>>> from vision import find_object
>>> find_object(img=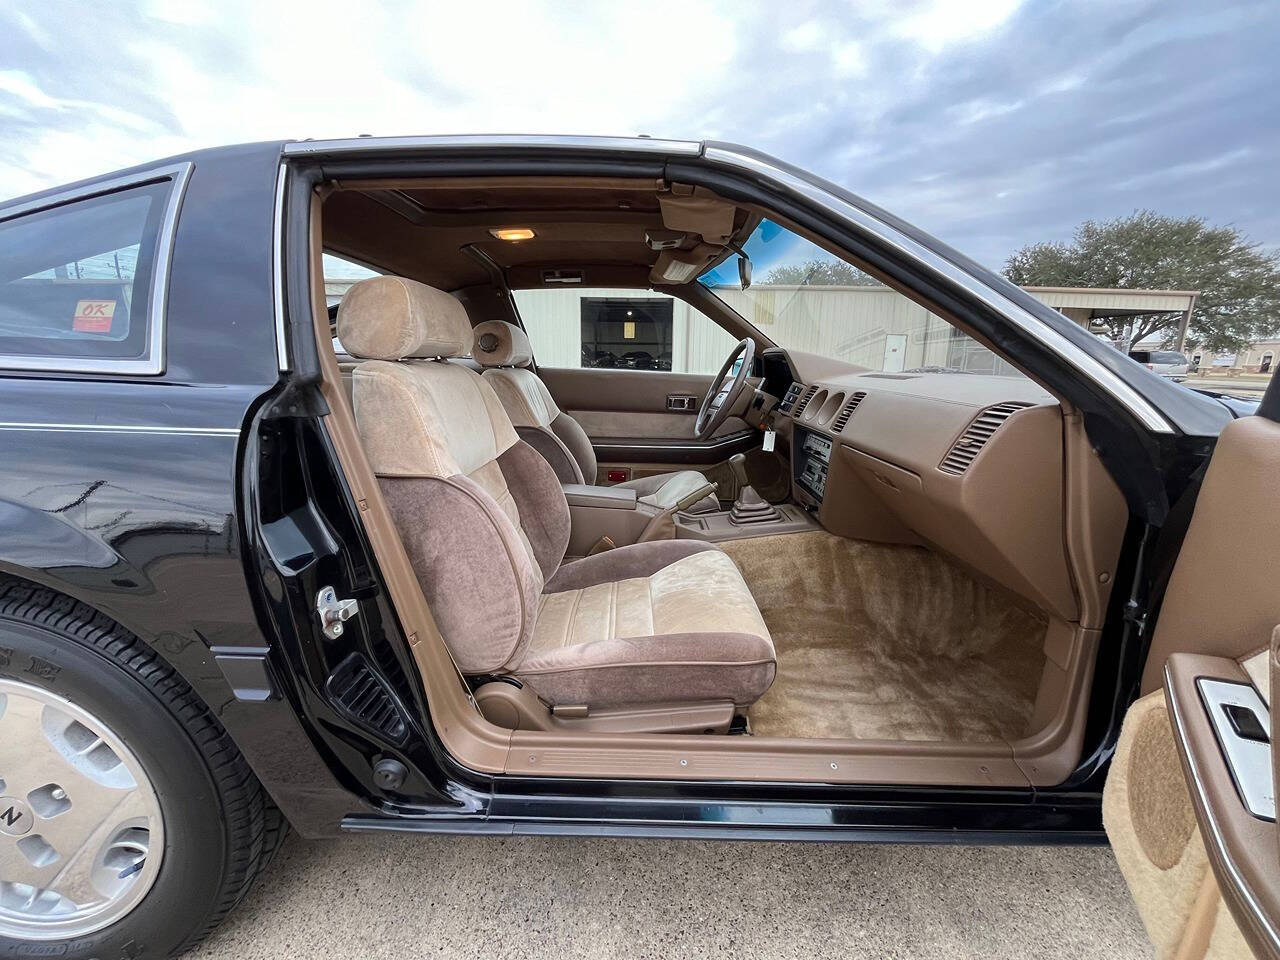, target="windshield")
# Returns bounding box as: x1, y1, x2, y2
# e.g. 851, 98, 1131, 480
700, 219, 1026, 378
